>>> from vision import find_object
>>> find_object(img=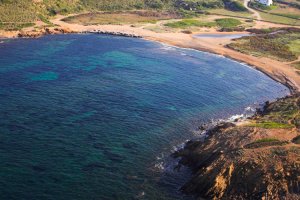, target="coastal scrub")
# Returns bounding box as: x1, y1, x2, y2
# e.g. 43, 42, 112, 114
175, 94, 300, 199
246, 121, 294, 129
164, 19, 216, 28
215, 18, 242, 28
